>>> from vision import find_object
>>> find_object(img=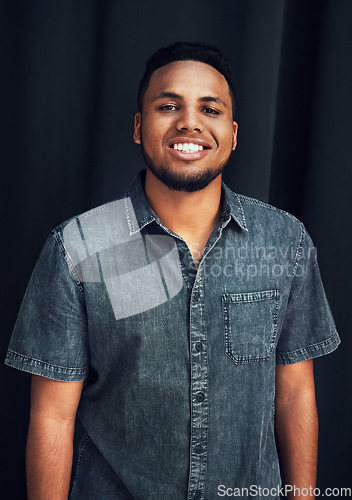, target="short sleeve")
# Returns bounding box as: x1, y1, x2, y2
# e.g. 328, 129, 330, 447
276, 226, 340, 364
5, 230, 89, 381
